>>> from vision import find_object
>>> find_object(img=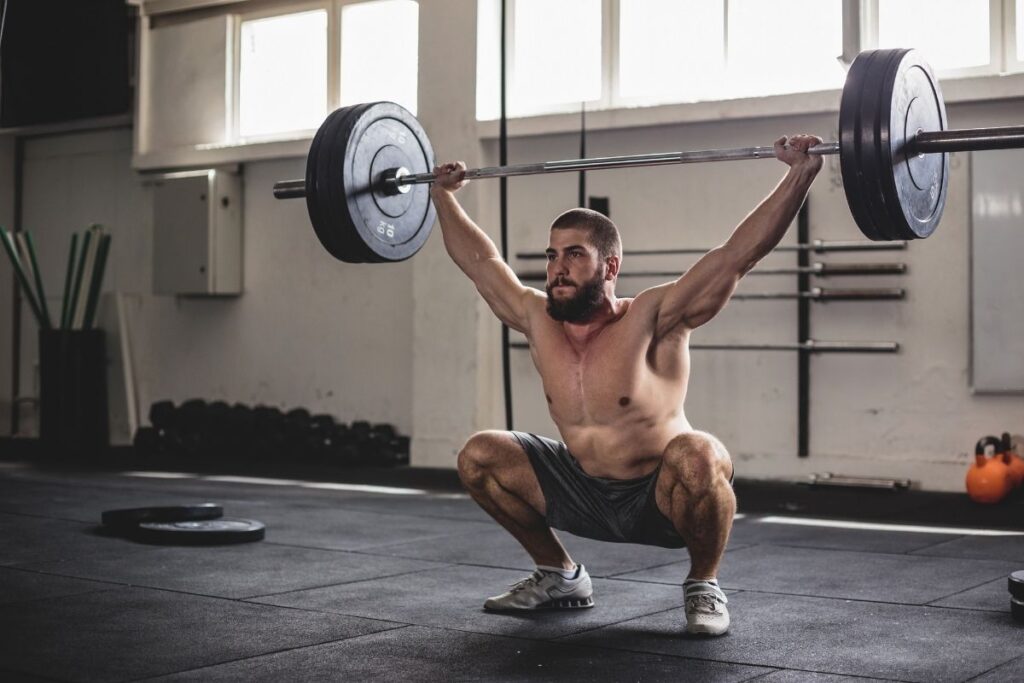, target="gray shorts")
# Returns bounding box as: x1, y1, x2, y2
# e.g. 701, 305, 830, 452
512, 431, 732, 549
